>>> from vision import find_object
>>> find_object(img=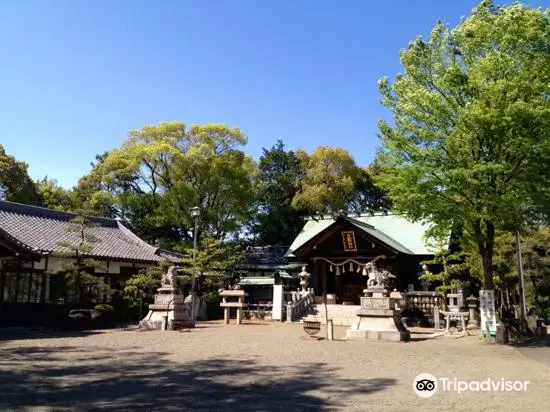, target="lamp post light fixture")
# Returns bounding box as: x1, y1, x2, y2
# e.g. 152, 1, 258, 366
189, 206, 201, 327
